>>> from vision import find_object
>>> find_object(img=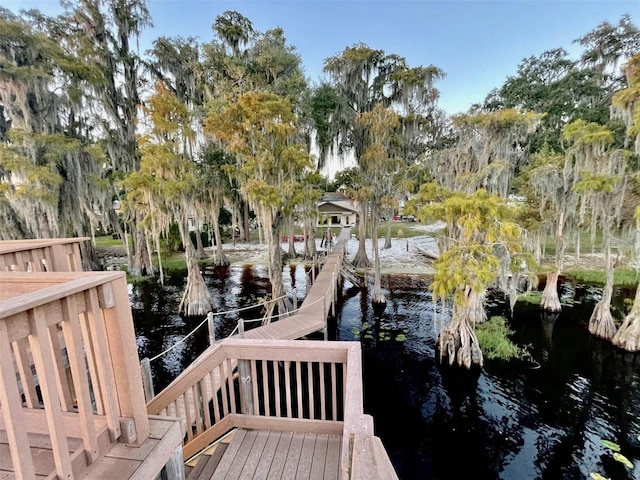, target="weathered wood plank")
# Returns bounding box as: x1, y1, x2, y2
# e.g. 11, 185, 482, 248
324, 434, 341, 480
252, 430, 281, 480
351, 434, 399, 480
296, 432, 317, 478
265, 431, 292, 480
237, 429, 269, 479
190, 443, 228, 480
280, 431, 304, 478
309, 433, 329, 480
209, 429, 247, 480
222, 429, 258, 479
